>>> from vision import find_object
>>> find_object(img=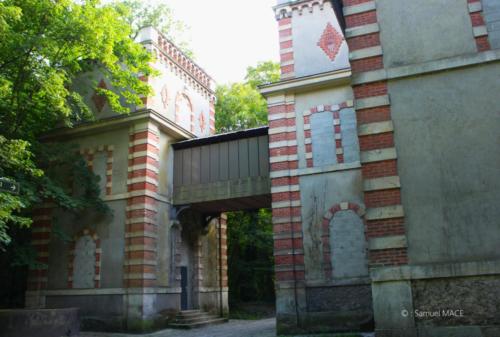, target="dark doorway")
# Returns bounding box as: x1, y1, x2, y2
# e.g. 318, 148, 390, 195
227, 209, 276, 319
180, 266, 188, 310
